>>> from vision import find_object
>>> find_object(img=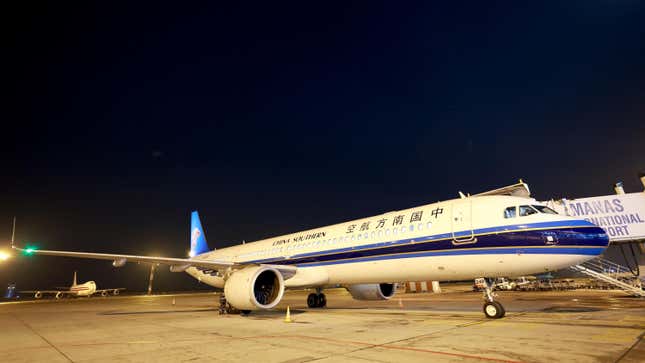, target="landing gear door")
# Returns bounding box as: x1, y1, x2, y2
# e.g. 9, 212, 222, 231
451, 199, 475, 243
